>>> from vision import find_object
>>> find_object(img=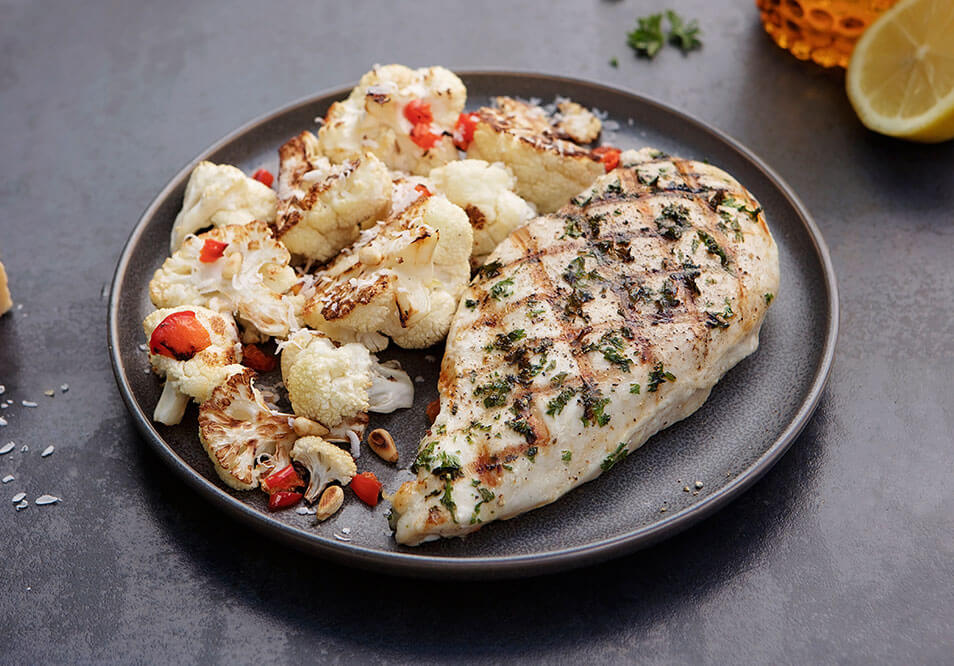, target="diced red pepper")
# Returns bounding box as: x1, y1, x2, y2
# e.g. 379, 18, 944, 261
403, 99, 434, 126
242, 343, 278, 372
199, 238, 229, 263
351, 472, 382, 507
252, 168, 274, 188
261, 465, 304, 494
410, 123, 442, 150
267, 490, 303, 511
453, 112, 479, 150
592, 146, 622, 172
414, 183, 432, 198
148, 310, 212, 361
